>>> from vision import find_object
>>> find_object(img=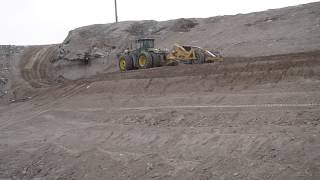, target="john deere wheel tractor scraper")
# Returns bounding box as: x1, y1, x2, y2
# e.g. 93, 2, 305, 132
118, 38, 222, 71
